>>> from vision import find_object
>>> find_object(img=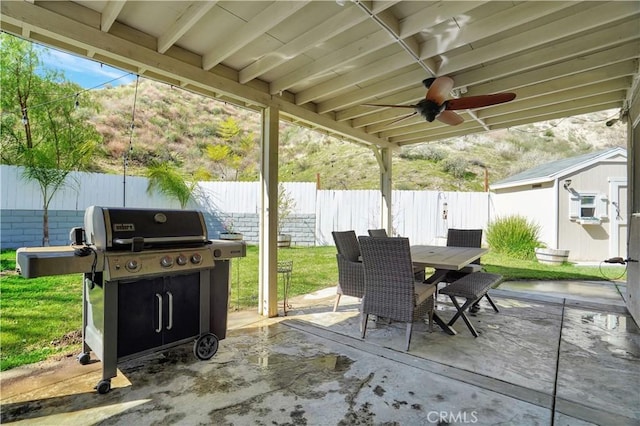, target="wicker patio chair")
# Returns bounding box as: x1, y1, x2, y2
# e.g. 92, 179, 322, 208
438, 228, 484, 283
368, 228, 425, 281
358, 236, 435, 351
367, 229, 388, 238
433, 228, 484, 310
331, 230, 365, 312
